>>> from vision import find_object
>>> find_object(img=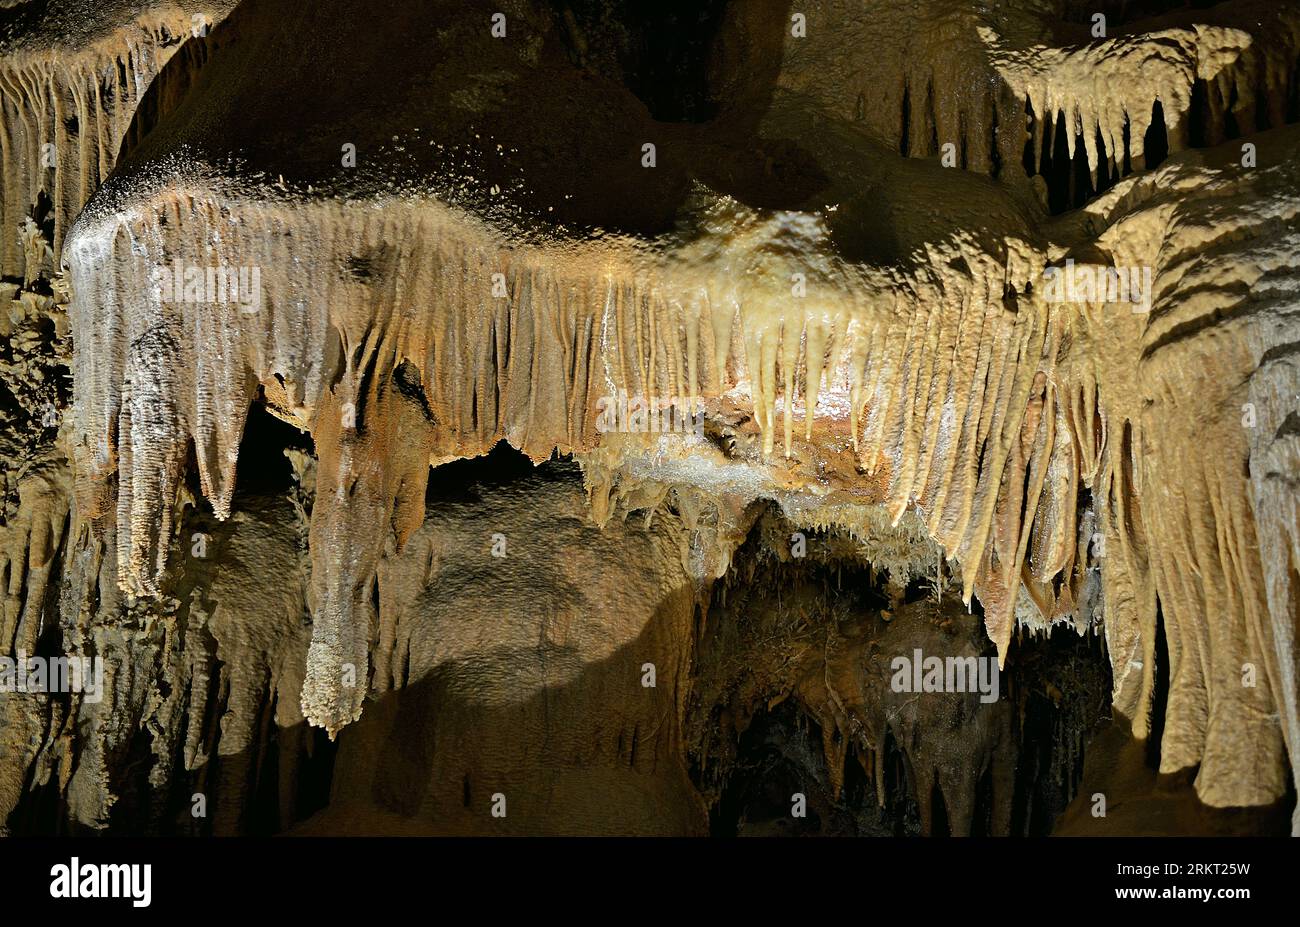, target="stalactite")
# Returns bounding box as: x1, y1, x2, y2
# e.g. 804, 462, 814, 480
3, 0, 1296, 835
0, 2, 237, 277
